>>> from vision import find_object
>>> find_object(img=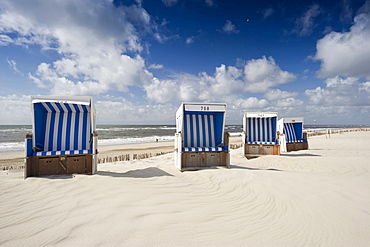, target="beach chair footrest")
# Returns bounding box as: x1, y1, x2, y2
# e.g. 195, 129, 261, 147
244, 144, 280, 156
181, 151, 229, 168
26, 154, 92, 177
286, 142, 309, 152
